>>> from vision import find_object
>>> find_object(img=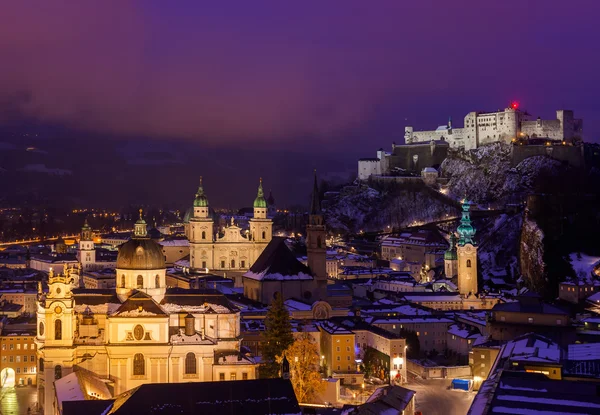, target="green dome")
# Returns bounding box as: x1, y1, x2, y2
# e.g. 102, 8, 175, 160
193, 177, 209, 207
253, 178, 267, 208
444, 250, 458, 260
444, 232, 458, 260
